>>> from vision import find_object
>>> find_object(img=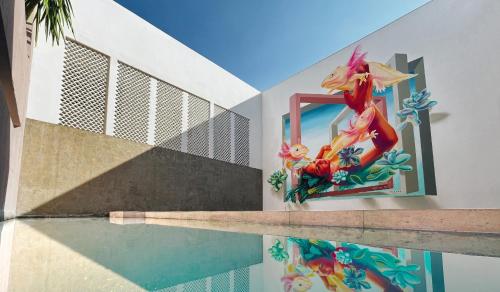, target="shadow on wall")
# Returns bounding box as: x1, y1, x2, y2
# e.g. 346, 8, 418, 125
17, 113, 262, 216
10, 218, 263, 290
0, 92, 10, 220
